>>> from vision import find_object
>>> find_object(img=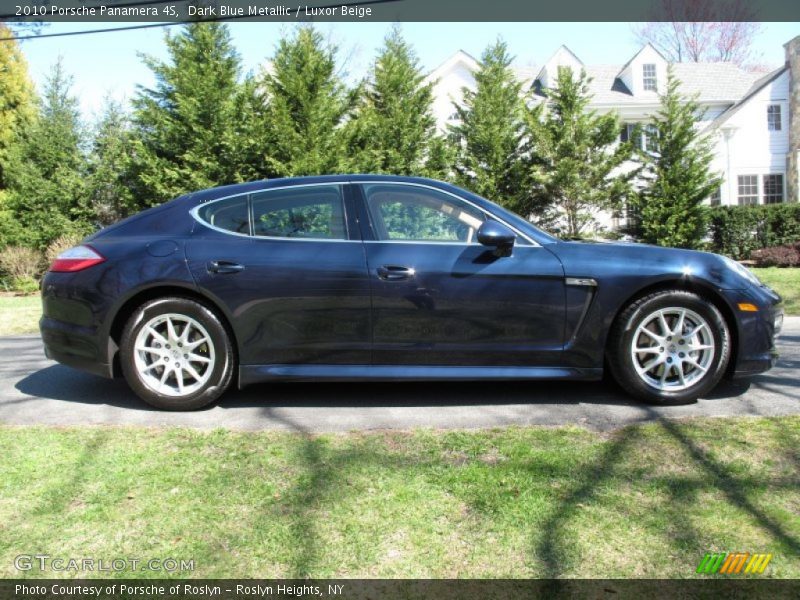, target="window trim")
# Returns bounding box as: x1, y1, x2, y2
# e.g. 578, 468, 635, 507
363, 184, 487, 245
353, 181, 539, 247
191, 180, 541, 247
737, 174, 759, 206
642, 63, 657, 91
762, 173, 784, 204
708, 185, 722, 207
190, 182, 358, 243
767, 104, 782, 132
